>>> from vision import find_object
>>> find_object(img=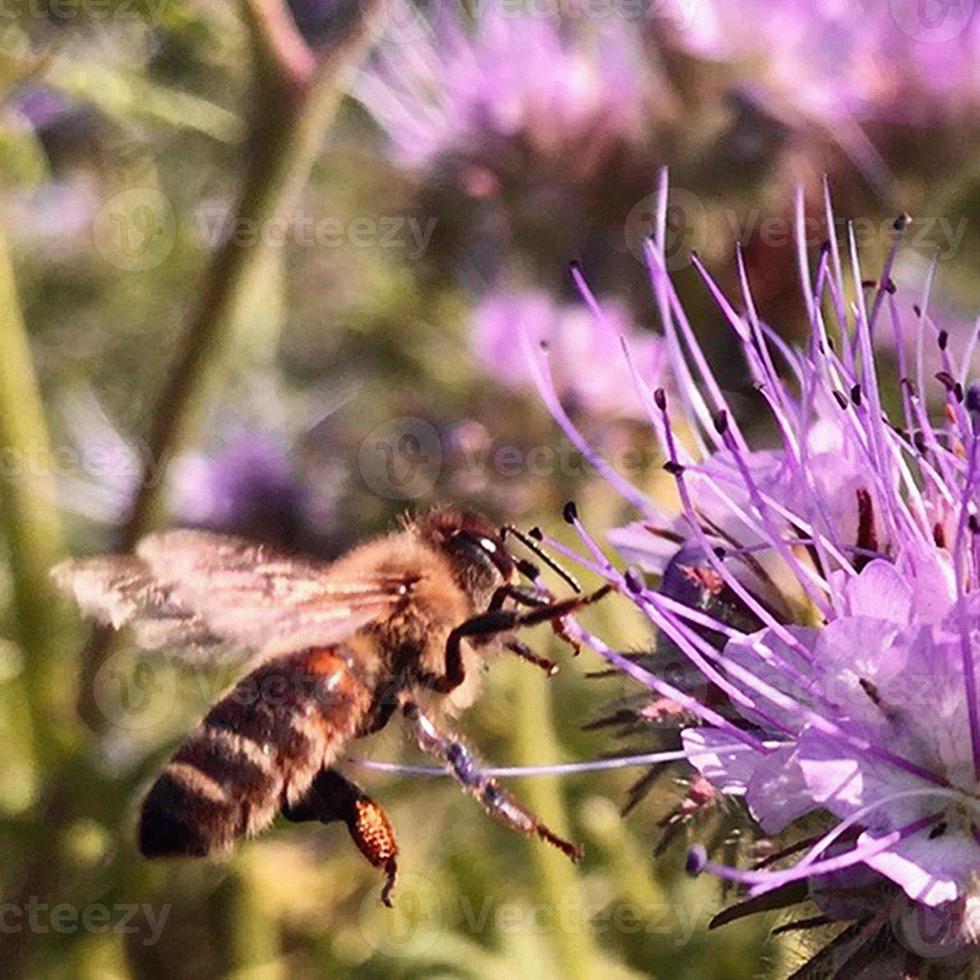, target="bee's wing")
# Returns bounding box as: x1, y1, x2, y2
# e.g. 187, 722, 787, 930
51, 553, 236, 661
53, 530, 408, 664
